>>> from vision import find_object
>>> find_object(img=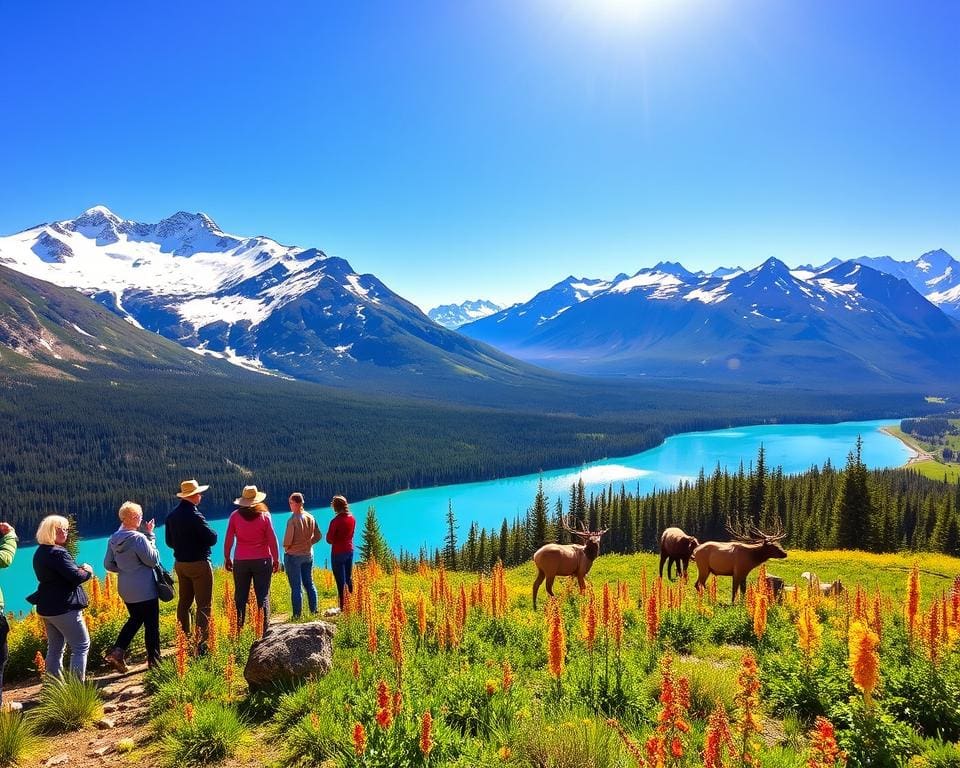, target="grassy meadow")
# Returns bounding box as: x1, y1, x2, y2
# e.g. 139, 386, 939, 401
2, 549, 959, 767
